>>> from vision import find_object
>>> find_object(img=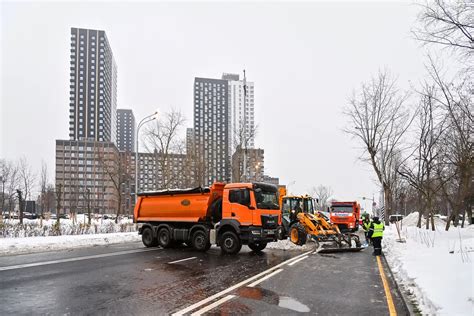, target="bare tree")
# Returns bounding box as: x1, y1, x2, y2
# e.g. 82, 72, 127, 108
18, 157, 36, 223
39, 161, 48, 227
344, 70, 414, 223
413, 0, 473, 58
310, 185, 333, 211
55, 183, 62, 228
144, 109, 186, 189
398, 83, 447, 230
0, 159, 18, 219
232, 120, 259, 182
98, 147, 133, 223
426, 60, 473, 229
